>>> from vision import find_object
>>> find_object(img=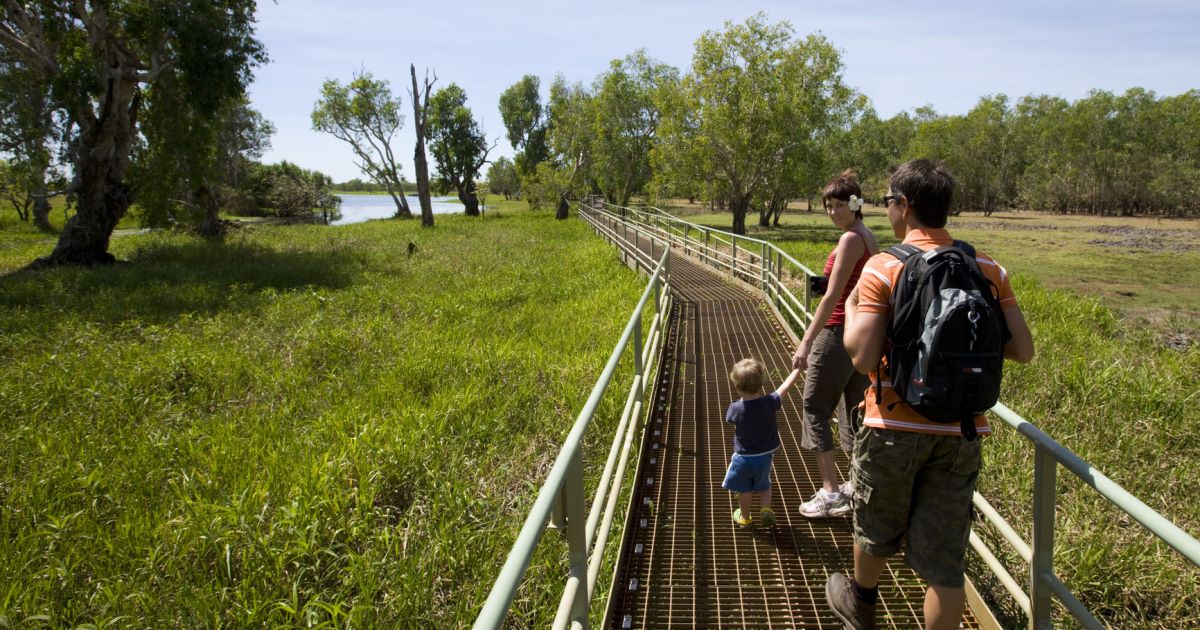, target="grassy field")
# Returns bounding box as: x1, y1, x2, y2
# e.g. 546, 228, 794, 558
658, 201, 1200, 628
0, 207, 647, 627
2, 200, 1197, 627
